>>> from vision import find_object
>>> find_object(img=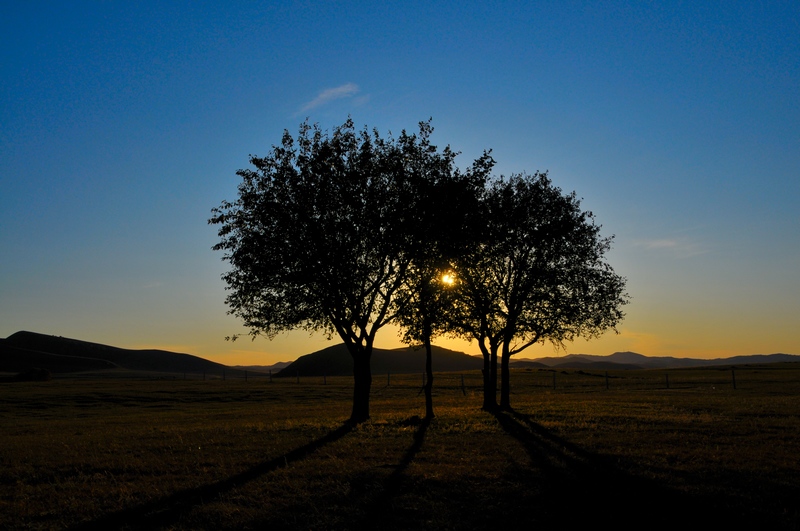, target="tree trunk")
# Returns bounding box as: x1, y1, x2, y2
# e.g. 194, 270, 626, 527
490, 346, 499, 408
424, 334, 435, 419
500, 346, 511, 410
350, 351, 372, 423
479, 343, 497, 411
